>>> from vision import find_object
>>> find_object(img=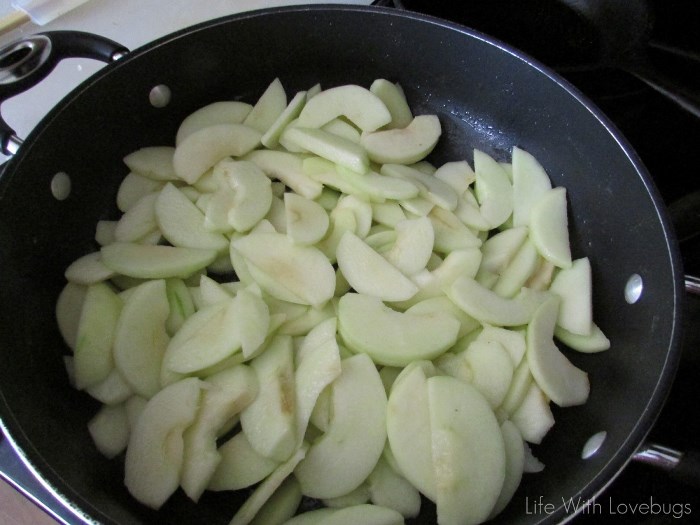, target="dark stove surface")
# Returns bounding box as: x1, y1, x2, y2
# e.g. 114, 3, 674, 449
2, 1, 700, 523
